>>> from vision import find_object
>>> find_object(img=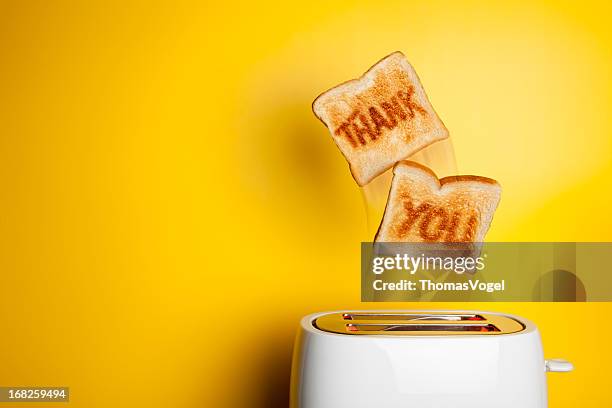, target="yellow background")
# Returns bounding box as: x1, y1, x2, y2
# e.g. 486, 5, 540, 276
0, 1, 611, 407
